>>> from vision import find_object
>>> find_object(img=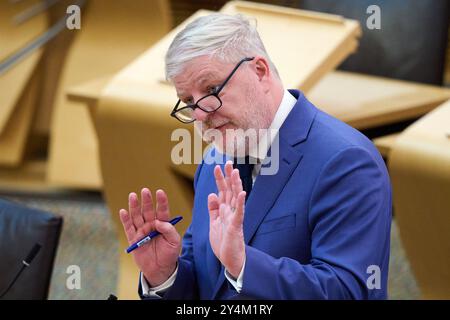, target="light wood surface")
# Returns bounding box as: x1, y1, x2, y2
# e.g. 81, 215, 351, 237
0, 159, 59, 194
308, 71, 450, 130
0, 66, 40, 166
389, 99, 450, 299
0, 0, 45, 134
373, 133, 400, 158
221, 1, 361, 92
47, 0, 172, 192
0, 0, 46, 166
31, 0, 79, 137
45, 1, 172, 299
